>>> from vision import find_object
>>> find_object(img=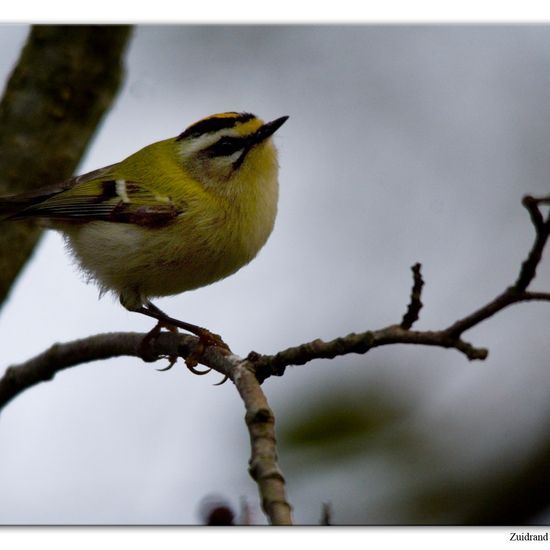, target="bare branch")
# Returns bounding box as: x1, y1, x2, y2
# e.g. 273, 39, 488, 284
445, 194, 550, 337
230, 360, 293, 525
0, 331, 293, 526
443, 286, 544, 338
0, 332, 149, 410
515, 195, 550, 291
0, 194, 549, 525
250, 326, 488, 382
401, 262, 424, 329
524, 291, 550, 301
251, 194, 550, 380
